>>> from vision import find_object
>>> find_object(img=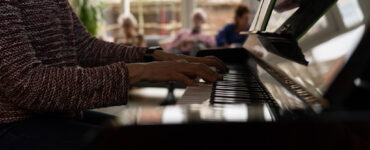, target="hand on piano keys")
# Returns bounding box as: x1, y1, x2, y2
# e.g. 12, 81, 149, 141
128, 61, 224, 86
174, 55, 229, 73
153, 50, 229, 73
